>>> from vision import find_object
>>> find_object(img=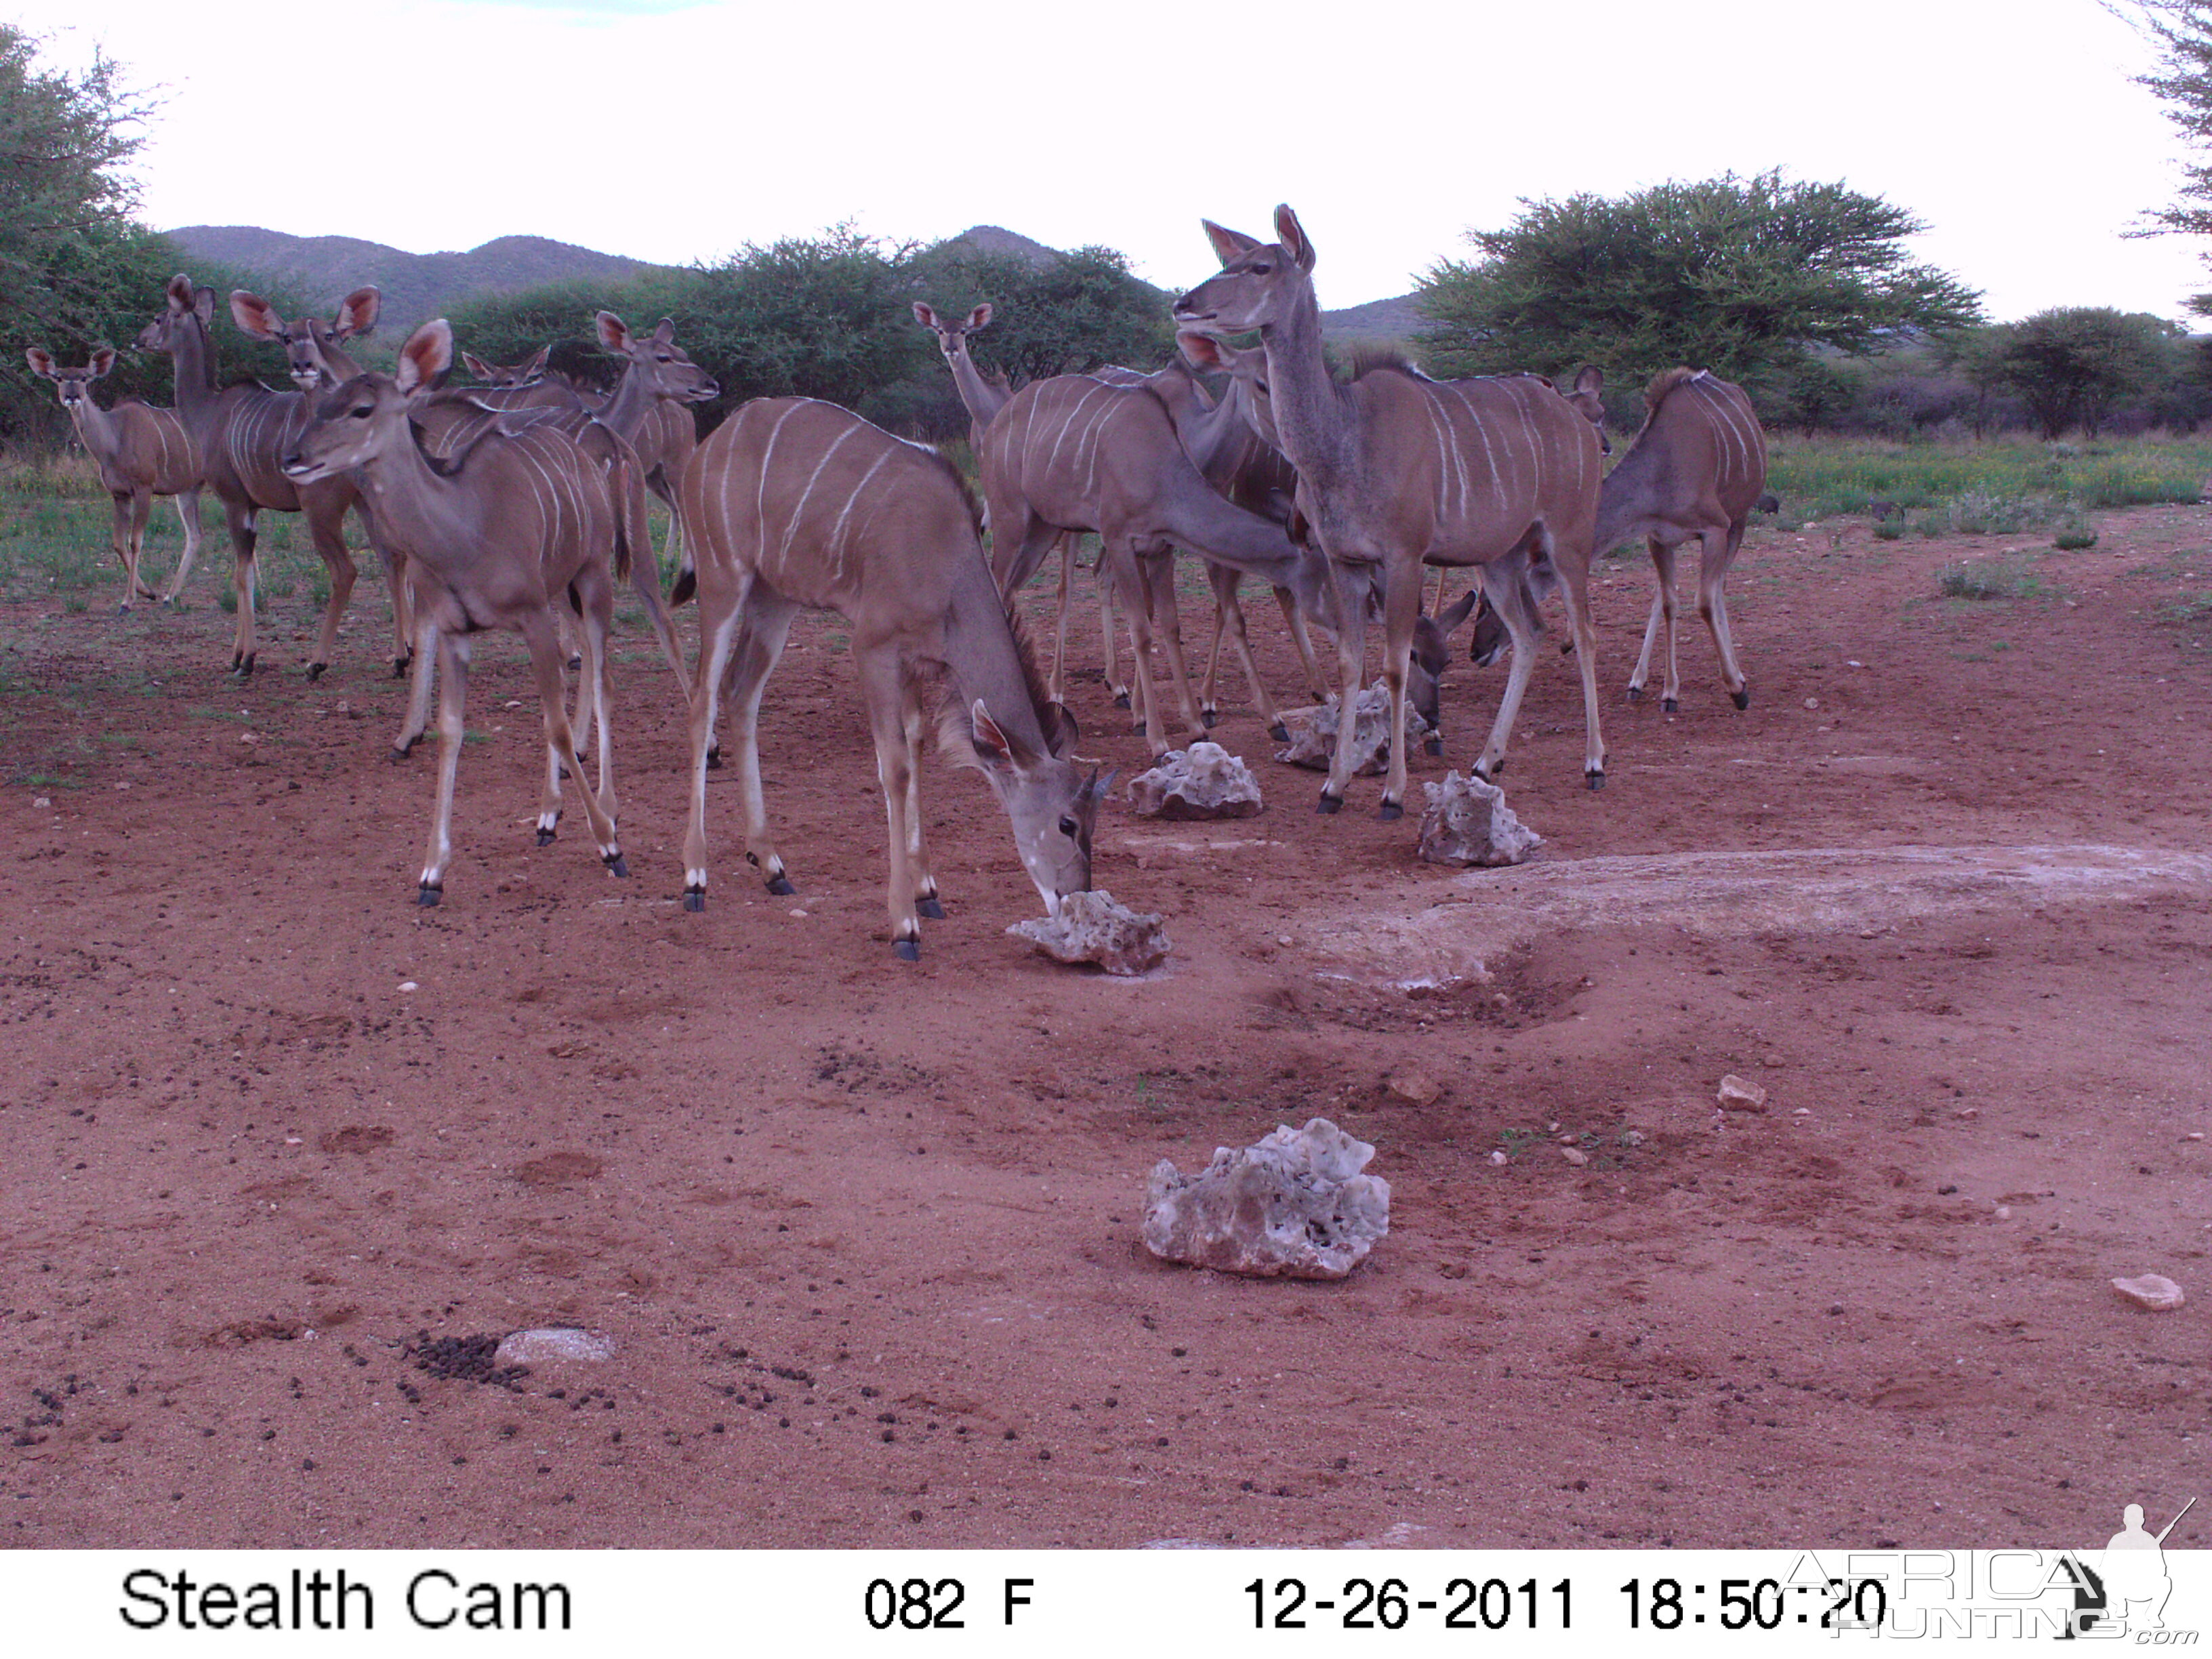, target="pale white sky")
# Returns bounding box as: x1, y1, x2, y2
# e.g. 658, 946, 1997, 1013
17, 0, 2211, 323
